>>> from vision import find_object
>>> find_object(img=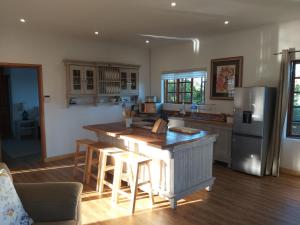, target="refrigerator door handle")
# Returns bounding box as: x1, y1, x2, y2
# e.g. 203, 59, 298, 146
234, 107, 241, 112
232, 132, 263, 139
251, 104, 256, 112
